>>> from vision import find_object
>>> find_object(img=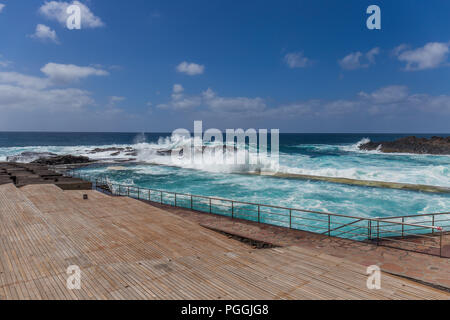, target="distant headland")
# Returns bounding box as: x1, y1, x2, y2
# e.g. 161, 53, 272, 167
359, 136, 450, 155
